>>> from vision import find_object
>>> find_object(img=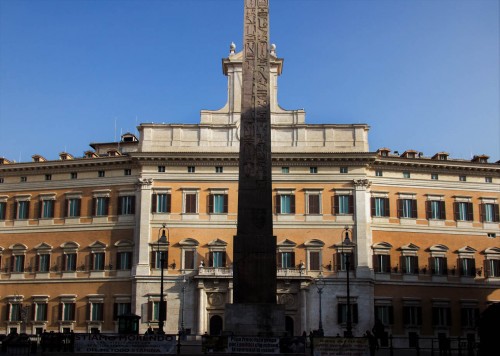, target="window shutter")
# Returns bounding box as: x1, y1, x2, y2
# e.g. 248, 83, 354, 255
397, 199, 403, 218
348, 195, 354, 214
335, 253, 341, 272
480, 203, 485, 222
76, 199, 81, 216
70, 303, 76, 320
432, 307, 438, 325
209, 252, 214, 267
467, 202, 474, 221
150, 252, 156, 269
439, 201, 446, 220
37, 201, 42, 219
425, 201, 431, 219
471, 259, 476, 275
151, 194, 157, 213
148, 301, 153, 321
166, 194, 171, 213
163, 251, 169, 269
454, 202, 459, 221
86, 303, 91, 321
370, 197, 376, 216
105, 197, 110, 215
116, 253, 122, 270
185, 250, 194, 270
384, 198, 390, 217
275, 195, 281, 214
403, 306, 409, 324
118, 197, 122, 215
35, 255, 40, 272
337, 304, 343, 324
58, 303, 63, 321
333, 196, 339, 215
291, 252, 296, 267
310, 252, 320, 270
400, 256, 406, 274
50, 200, 55, 218
223, 194, 228, 213
411, 199, 417, 218
13, 202, 18, 219
208, 194, 214, 213
373, 255, 379, 272
388, 306, 394, 324
353, 304, 358, 323
113, 303, 118, 320
290, 195, 296, 214
9, 256, 14, 272
385, 255, 392, 273
64, 199, 69, 217
131, 196, 135, 214
222, 252, 227, 267
277, 253, 282, 268
494, 204, 500, 222
92, 198, 96, 216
